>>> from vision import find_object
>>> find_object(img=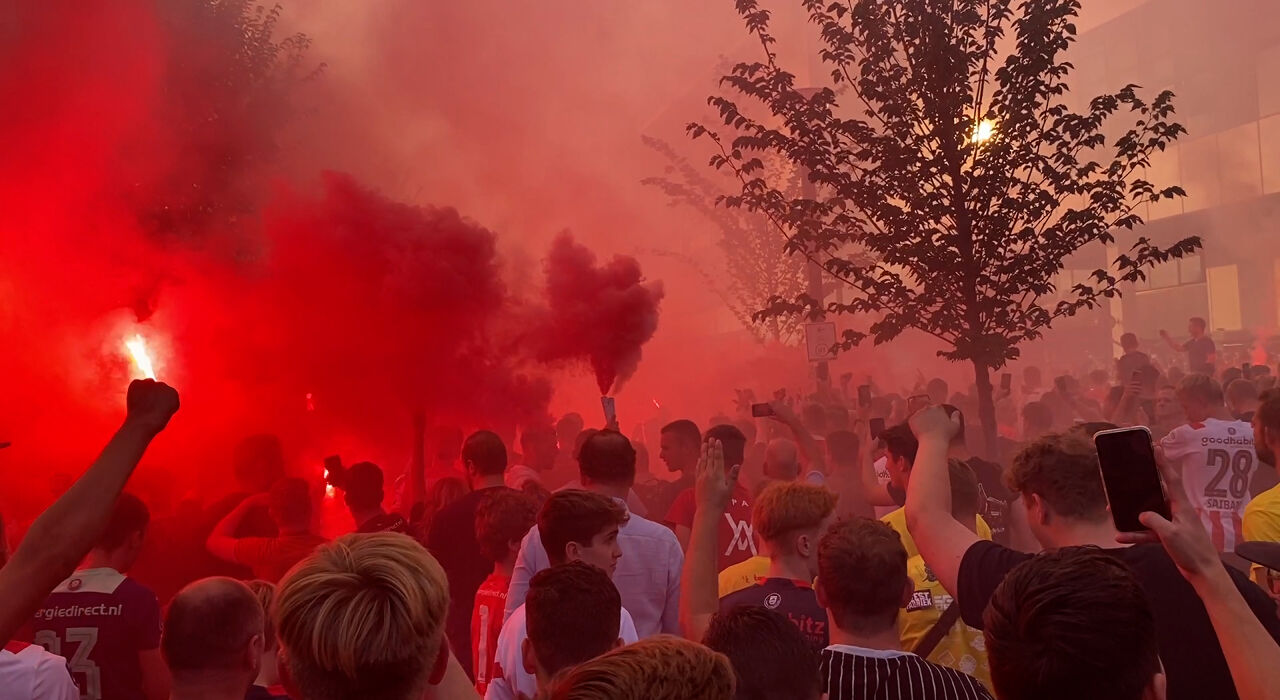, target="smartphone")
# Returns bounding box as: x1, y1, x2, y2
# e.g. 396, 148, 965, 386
1000, 373, 1012, 392
1243, 362, 1252, 377
751, 403, 775, 418
857, 385, 872, 408
1093, 427, 1170, 532
601, 396, 617, 426
869, 417, 886, 440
